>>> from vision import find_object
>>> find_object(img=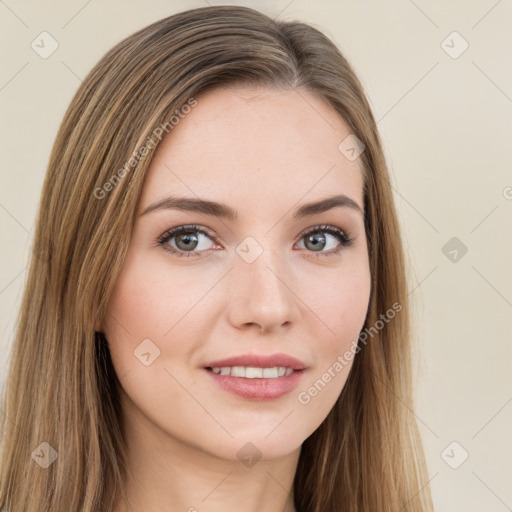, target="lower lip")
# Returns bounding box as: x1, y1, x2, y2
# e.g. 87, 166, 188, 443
203, 368, 305, 401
